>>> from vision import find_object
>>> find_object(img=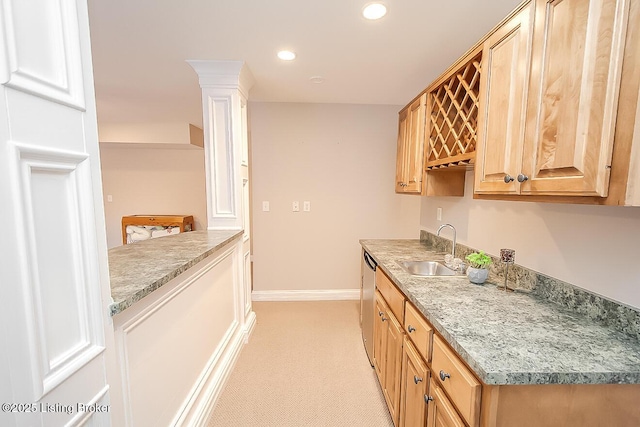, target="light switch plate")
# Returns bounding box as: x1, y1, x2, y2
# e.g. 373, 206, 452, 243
107, 195, 113, 203
292, 201, 299, 212
437, 207, 442, 221
262, 201, 270, 212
